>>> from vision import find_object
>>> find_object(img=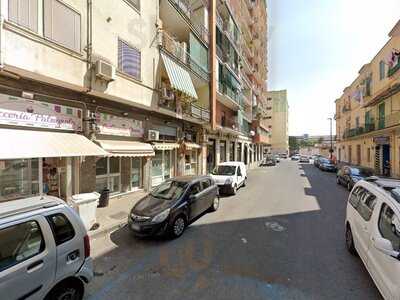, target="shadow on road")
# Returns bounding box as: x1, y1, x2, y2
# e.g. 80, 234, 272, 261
86, 163, 382, 300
